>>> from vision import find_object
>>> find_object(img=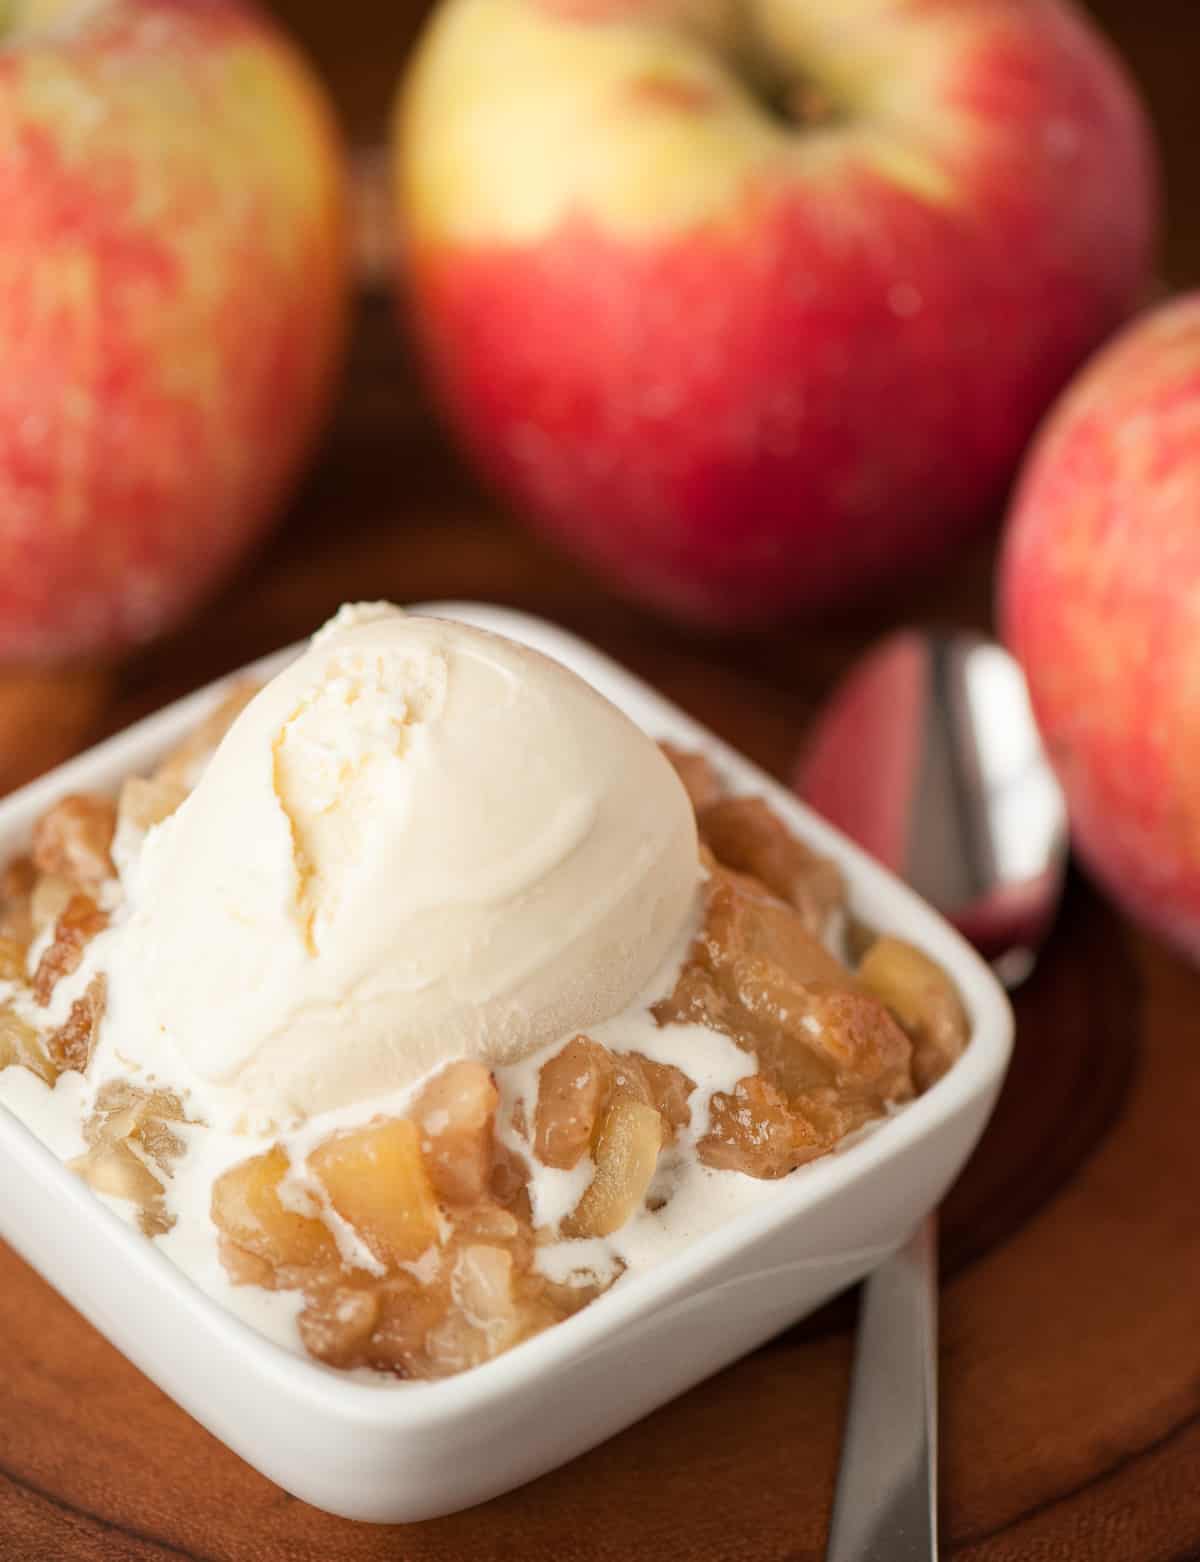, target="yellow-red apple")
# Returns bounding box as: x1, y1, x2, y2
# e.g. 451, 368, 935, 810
395, 0, 1157, 628
0, 0, 347, 659
1001, 295, 1200, 960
